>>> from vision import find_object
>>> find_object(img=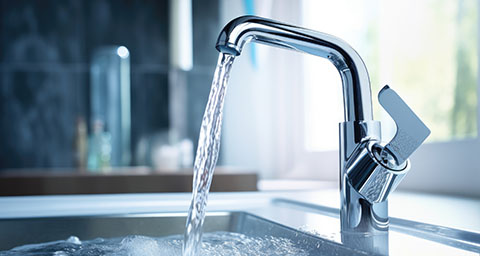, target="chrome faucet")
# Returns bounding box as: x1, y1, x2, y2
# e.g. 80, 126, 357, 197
216, 16, 430, 255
